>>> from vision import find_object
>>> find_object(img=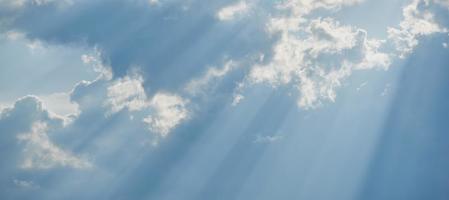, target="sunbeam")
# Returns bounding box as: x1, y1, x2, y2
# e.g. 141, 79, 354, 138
1, 0, 448, 200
